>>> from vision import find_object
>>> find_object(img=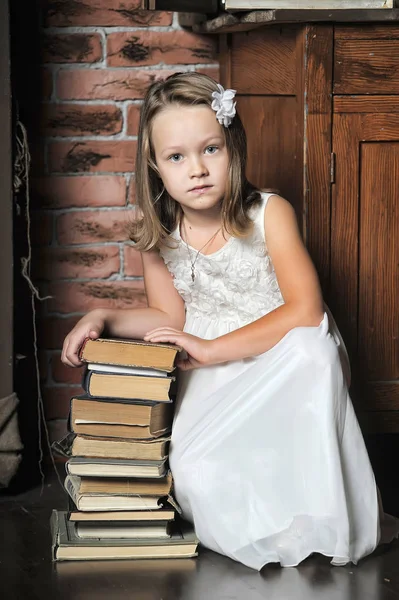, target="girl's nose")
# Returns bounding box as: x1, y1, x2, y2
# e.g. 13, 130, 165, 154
189, 156, 208, 178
